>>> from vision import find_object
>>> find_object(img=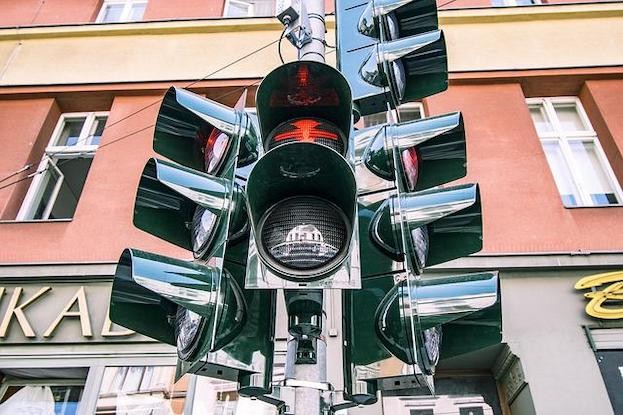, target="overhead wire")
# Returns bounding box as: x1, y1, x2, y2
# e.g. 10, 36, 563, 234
437, 0, 461, 9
